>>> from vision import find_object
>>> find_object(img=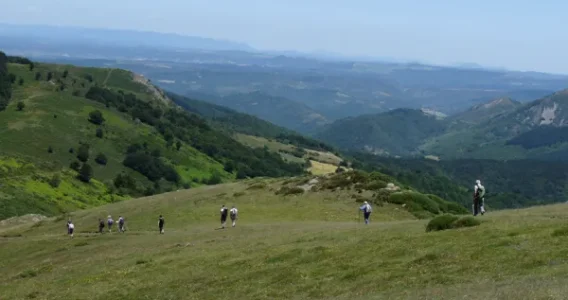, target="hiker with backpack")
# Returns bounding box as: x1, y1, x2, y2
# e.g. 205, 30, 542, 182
473, 179, 486, 216
158, 215, 165, 234
230, 205, 238, 228
67, 221, 75, 237
107, 215, 114, 233
98, 219, 105, 233
220, 205, 228, 229
359, 201, 372, 225
118, 216, 125, 233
